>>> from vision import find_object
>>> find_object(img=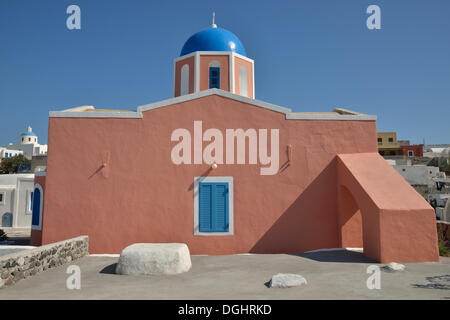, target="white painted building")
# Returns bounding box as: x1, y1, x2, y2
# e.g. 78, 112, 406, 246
423, 147, 450, 159
3, 126, 47, 160
391, 164, 441, 186
0, 147, 23, 159
0, 174, 34, 229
